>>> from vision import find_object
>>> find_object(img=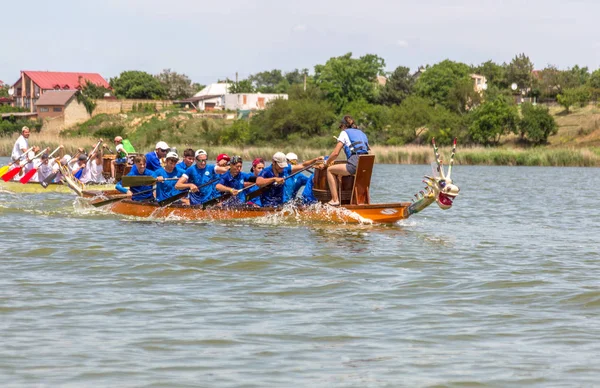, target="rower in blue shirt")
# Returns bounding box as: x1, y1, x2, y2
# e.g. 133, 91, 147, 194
152, 151, 184, 203
215, 156, 254, 206
145, 141, 169, 172
257, 152, 323, 208
283, 152, 309, 203
175, 149, 229, 206
115, 154, 155, 201
176, 148, 195, 172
